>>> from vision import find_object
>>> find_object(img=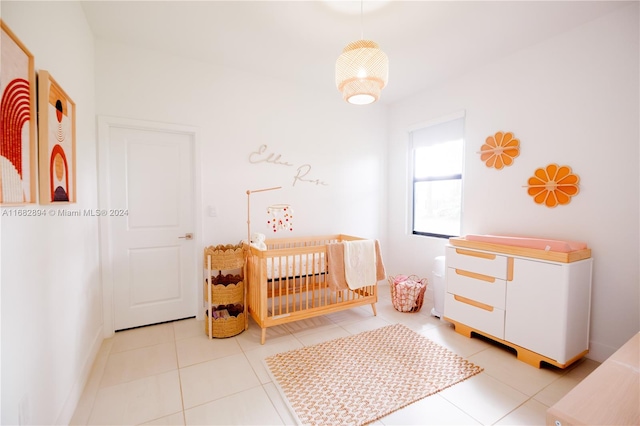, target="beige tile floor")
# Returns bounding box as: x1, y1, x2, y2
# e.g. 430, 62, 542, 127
71, 284, 599, 425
